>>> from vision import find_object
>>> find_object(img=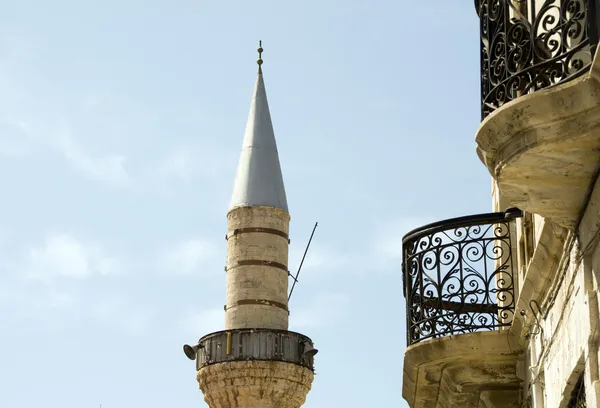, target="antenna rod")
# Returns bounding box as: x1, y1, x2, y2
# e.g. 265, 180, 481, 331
288, 222, 318, 301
